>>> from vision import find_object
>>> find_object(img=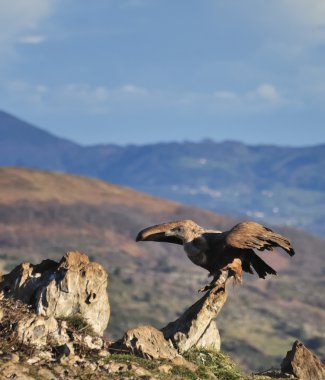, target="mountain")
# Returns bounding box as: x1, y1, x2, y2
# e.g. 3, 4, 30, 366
0, 110, 83, 169
1, 110, 325, 236
0, 167, 324, 371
